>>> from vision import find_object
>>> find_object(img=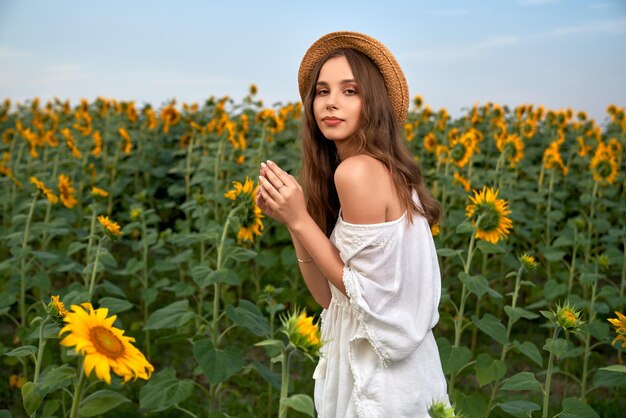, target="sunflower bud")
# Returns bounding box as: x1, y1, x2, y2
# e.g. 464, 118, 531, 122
47, 295, 69, 327
555, 302, 582, 330
427, 401, 457, 418
130, 207, 143, 220
519, 253, 539, 271
596, 254, 609, 270
574, 217, 585, 230
281, 309, 322, 358
608, 311, 626, 349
